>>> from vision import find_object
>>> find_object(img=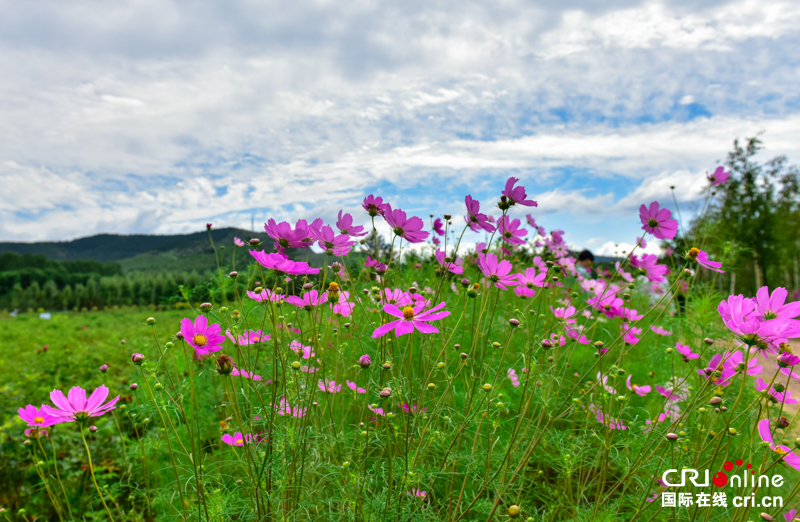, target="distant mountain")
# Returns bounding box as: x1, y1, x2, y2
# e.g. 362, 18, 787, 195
0, 228, 326, 273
